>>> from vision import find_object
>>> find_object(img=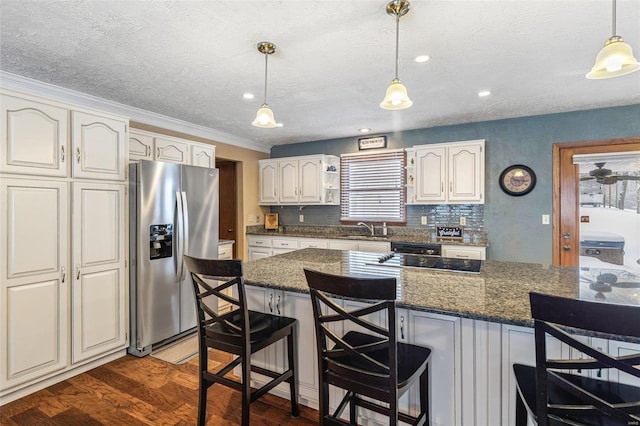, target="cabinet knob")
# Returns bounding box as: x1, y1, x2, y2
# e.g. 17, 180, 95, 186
76, 147, 81, 164
276, 295, 281, 315
563, 245, 571, 251
61, 146, 65, 162
61, 266, 66, 283
76, 264, 81, 280
400, 316, 405, 340
268, 294, 273, 313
